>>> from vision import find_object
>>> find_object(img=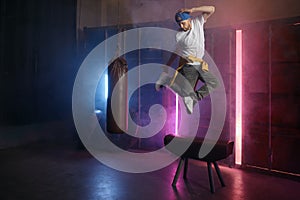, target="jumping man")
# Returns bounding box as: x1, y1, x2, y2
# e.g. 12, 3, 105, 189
155, 5, 219, 114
